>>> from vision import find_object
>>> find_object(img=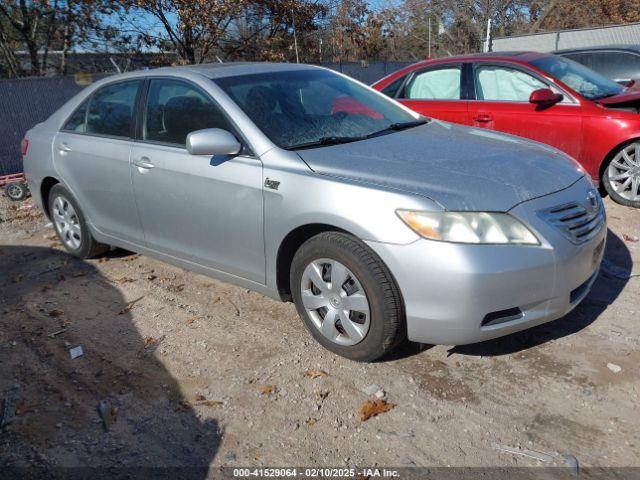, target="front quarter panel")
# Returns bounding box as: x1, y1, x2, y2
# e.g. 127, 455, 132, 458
580, 105, 640, 181
261, 148, 439, 292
